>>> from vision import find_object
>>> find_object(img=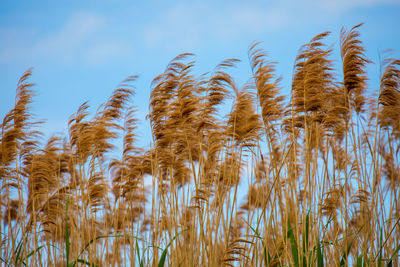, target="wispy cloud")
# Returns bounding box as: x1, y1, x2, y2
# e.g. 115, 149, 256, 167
0, 11, 132, 66
0, 27, 37, 62
1, 0, 398, 66
210, 4, 289, 40
142, 4, 203, 48
315, 0, 400, 12
141, 0, 399, 50
142, 2, 289, 49
31, 11, 105, 63
84, 41, 133, 65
